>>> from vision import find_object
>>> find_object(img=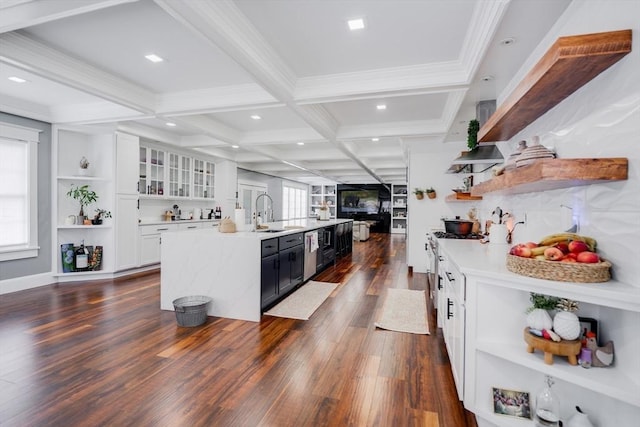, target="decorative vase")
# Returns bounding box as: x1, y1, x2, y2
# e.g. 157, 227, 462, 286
534, 376, 560, 426
78, 167, 90, 176
427, 192, 436, 199
553, 310, 580, 340
527, 308, 553, 331
416, 193, 424, 200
